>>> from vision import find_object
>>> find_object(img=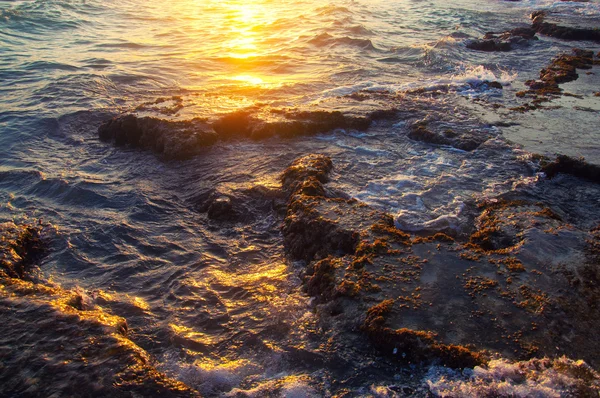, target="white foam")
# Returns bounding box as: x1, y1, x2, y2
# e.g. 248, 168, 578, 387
163, 357, 262, 396
426, 357, 600, 398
